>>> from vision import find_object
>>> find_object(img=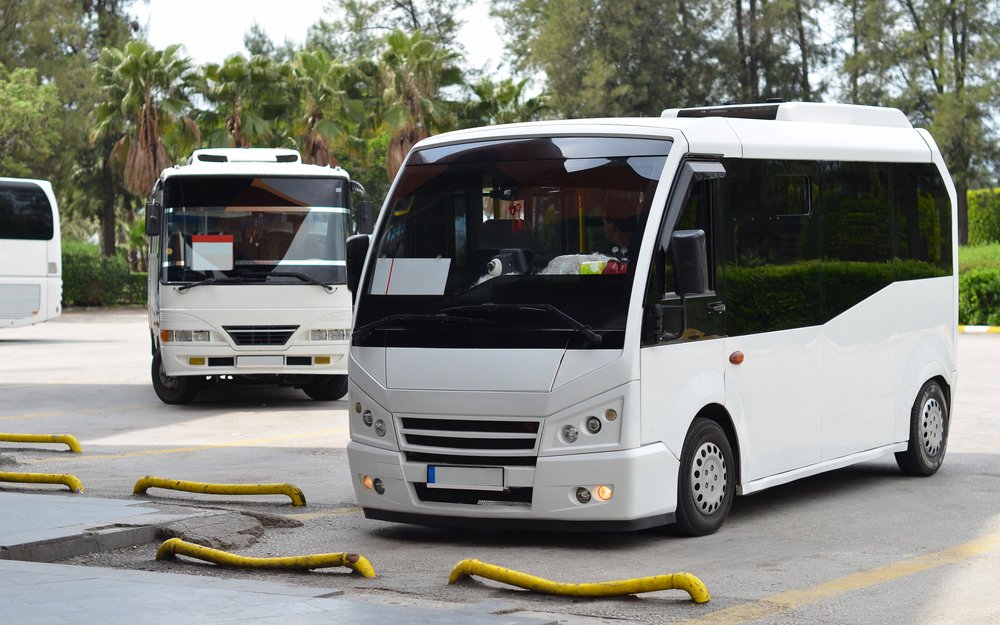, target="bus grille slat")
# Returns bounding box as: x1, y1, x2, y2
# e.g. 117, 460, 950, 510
223, 325, 298, 346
